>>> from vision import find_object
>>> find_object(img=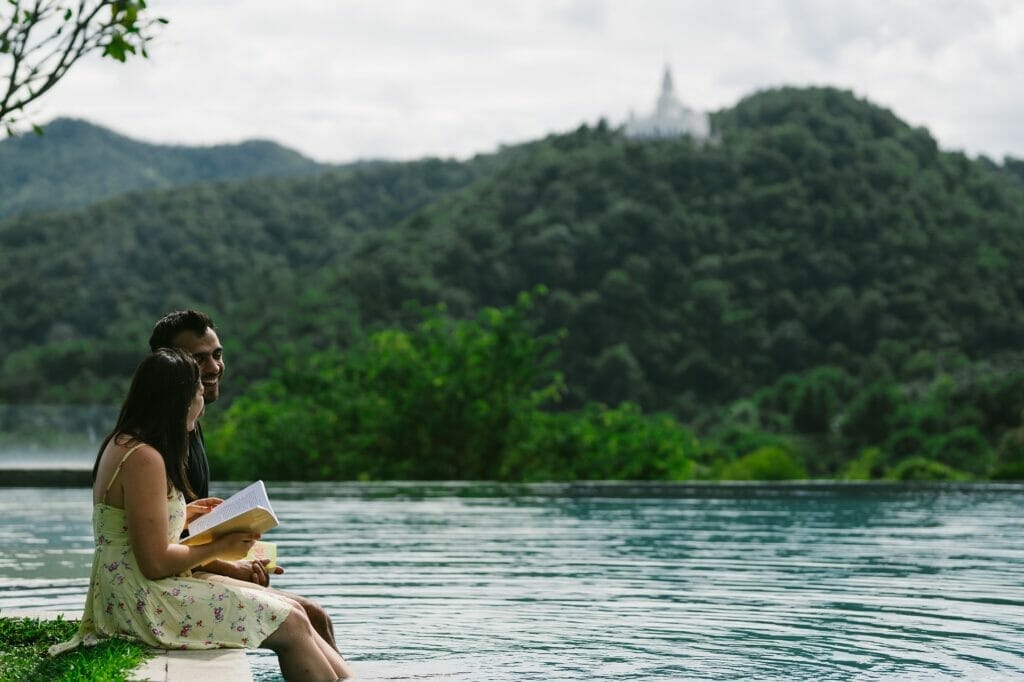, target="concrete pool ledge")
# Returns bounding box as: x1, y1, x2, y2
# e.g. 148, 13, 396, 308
130, 648, 252, 682
2, 610, 253, 682
0, 468, 92, 486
